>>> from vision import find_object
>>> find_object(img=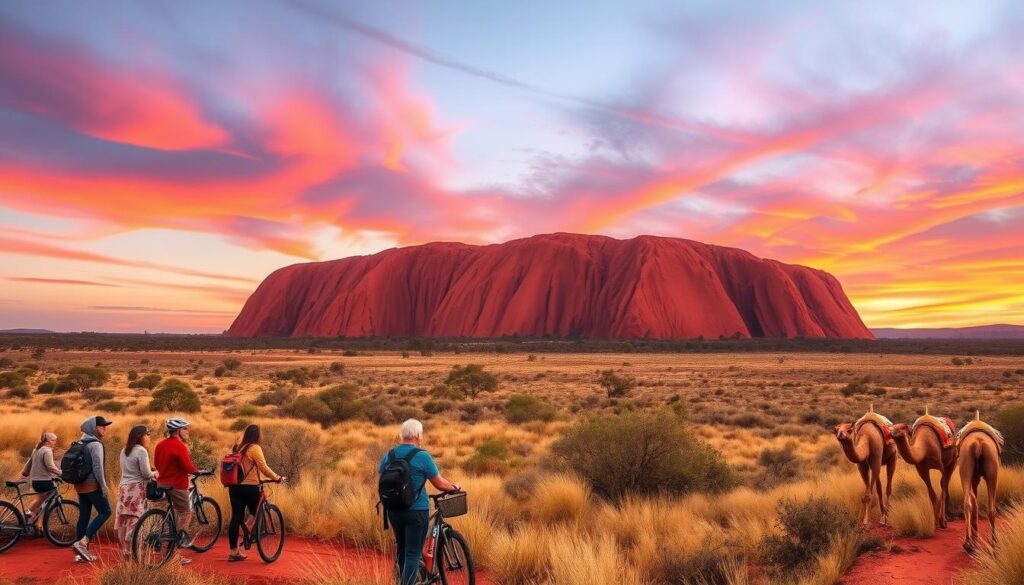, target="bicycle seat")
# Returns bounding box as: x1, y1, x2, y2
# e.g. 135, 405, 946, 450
5, 480, 26, 488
